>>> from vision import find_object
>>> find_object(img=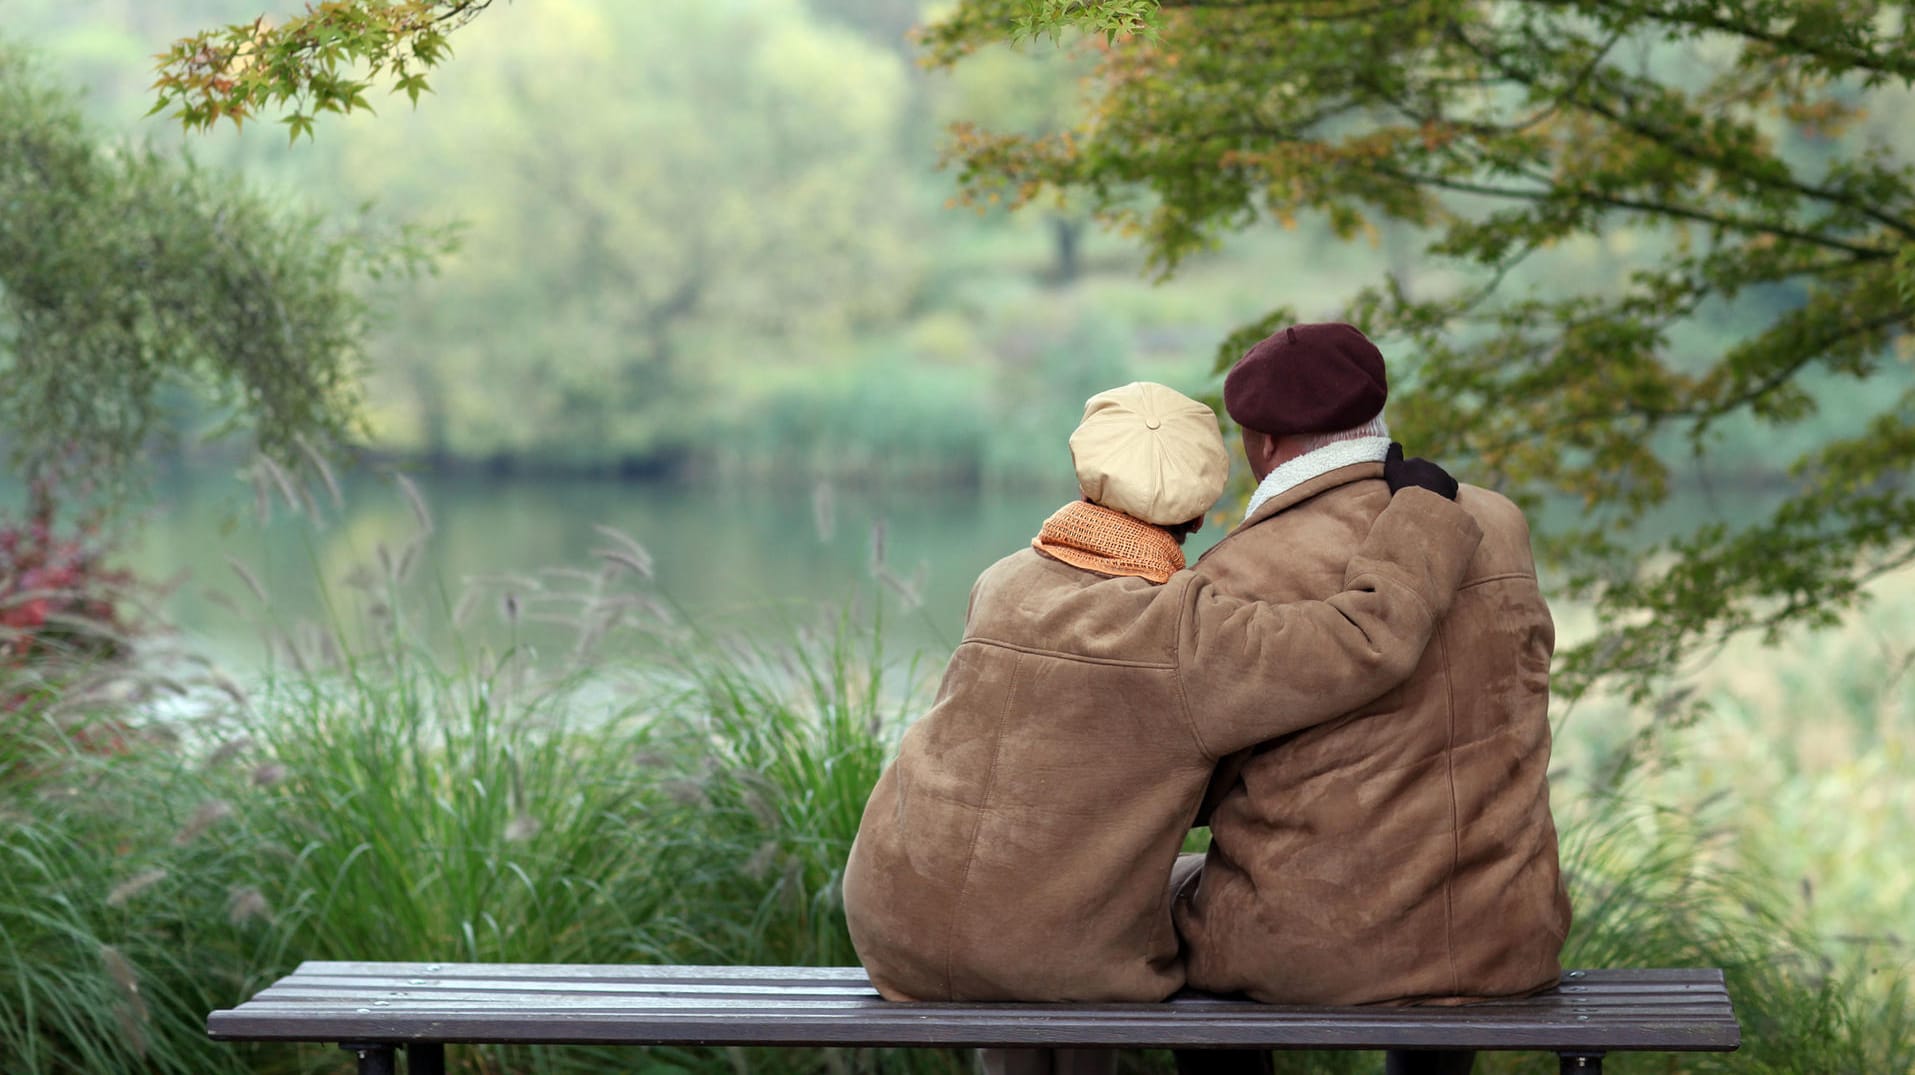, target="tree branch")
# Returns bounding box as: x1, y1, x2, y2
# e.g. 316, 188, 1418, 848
1446, 20, 1915, 241
1371, 166, 1895, 260
1535, 0, 1915, 80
